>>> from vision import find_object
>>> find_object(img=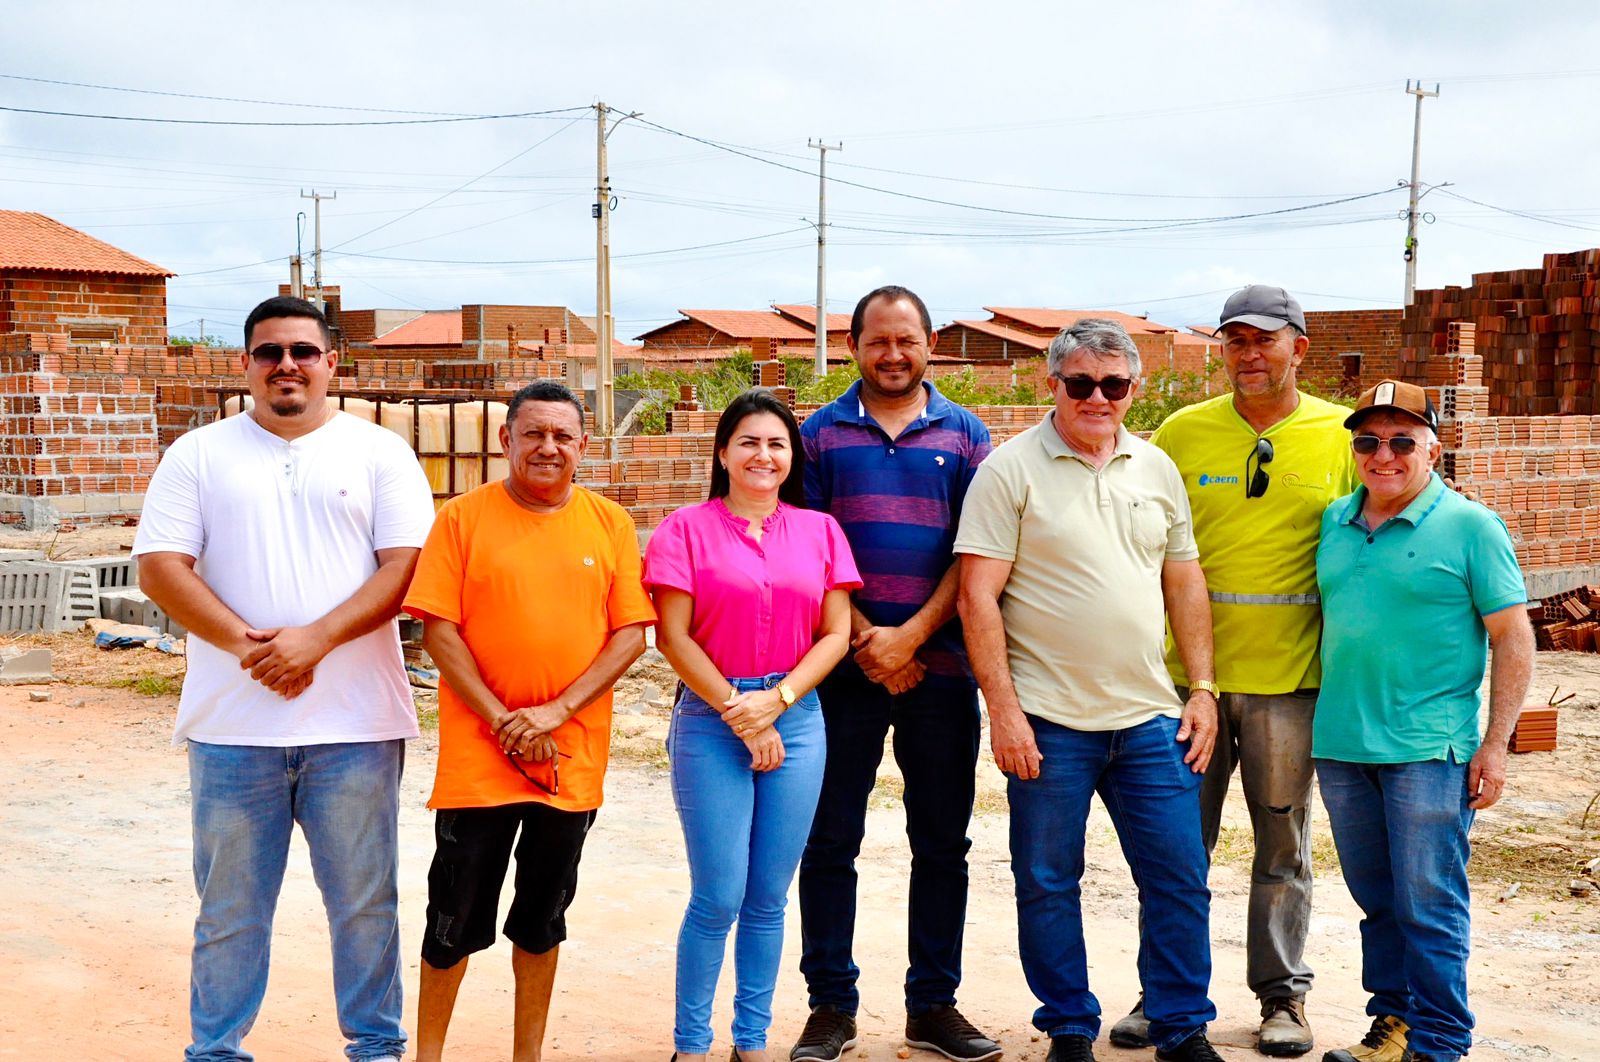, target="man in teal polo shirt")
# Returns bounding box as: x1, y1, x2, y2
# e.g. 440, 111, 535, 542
1315, 380, 1534, 1062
